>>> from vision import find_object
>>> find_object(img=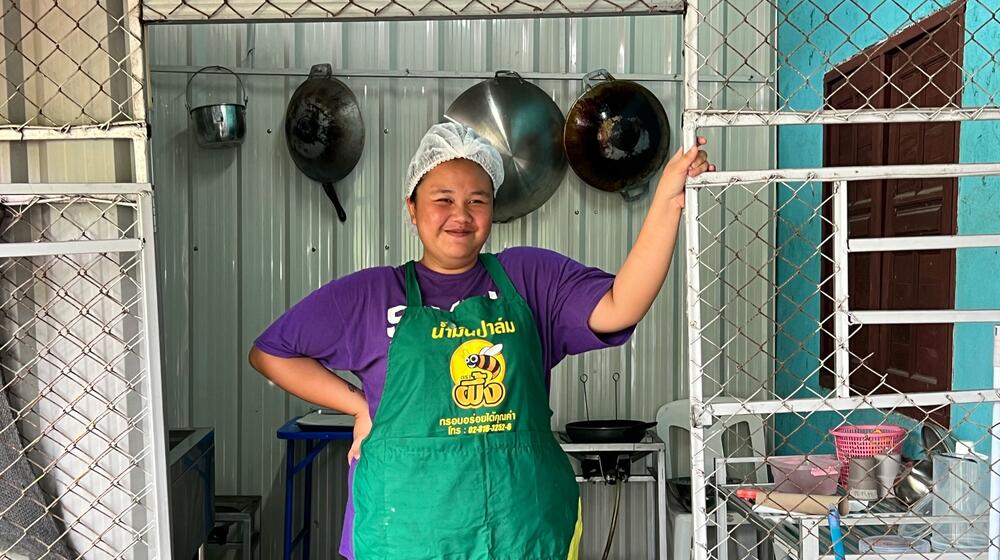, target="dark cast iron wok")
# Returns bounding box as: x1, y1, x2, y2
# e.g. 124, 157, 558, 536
564, 419, 657, 444
564, 69, 670, 201
285, 63, 364, 223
